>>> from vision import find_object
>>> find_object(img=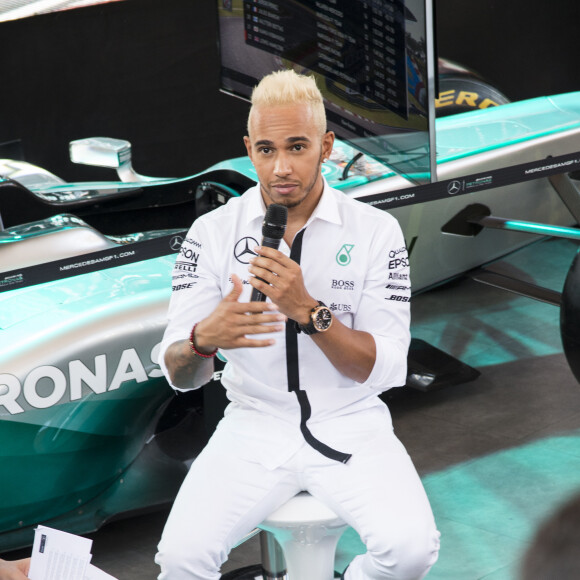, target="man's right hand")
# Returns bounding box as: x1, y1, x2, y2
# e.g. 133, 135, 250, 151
164, 275, 286, 389
194, 274, 286, 352
0, 558, 31, 580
